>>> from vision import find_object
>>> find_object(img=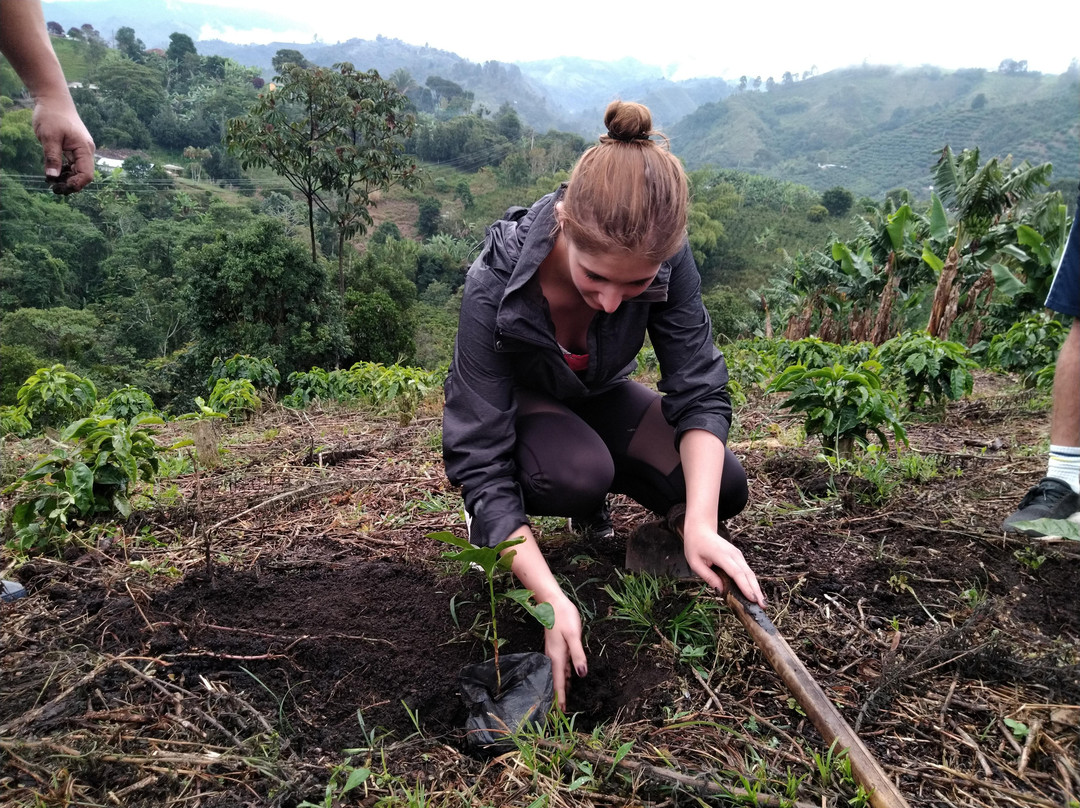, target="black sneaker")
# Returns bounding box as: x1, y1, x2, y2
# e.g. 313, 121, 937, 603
569, 499, 614, 539
1002, 477, 1080, 536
